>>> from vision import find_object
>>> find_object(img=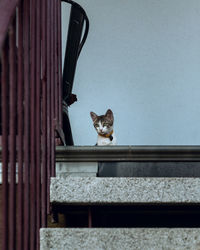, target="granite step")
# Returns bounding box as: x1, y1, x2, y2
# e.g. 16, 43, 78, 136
50, 177, 200, 205
40, 228, 200, 250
